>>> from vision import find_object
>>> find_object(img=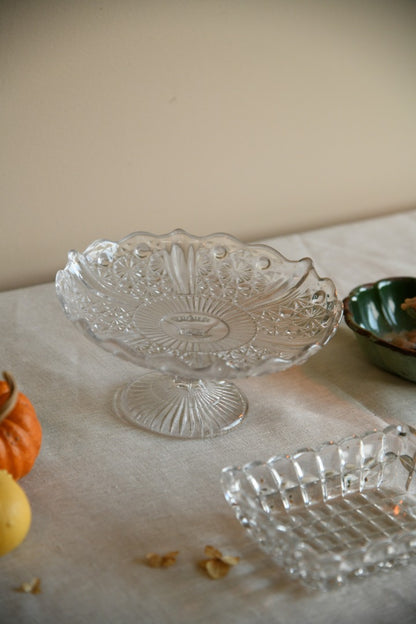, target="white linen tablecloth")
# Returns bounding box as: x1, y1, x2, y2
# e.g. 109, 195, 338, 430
1, 209, 416, 624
